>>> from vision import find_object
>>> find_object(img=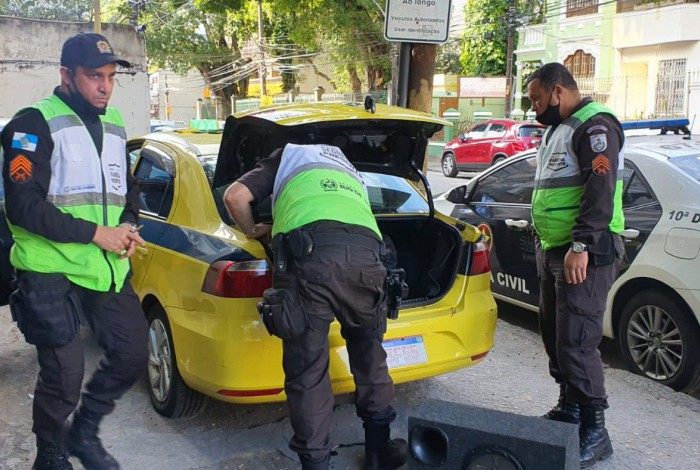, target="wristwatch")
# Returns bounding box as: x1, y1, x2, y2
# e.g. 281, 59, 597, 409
571, 241, 588, 253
